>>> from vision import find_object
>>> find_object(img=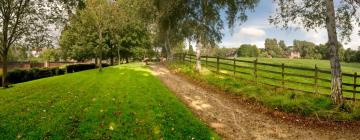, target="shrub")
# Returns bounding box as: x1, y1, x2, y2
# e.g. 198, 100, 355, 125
66, 64, 97, 73
66, 63, 110, 73
57, 68, 66, 75
1, 63, 109, 86
5, 67, 65, 85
